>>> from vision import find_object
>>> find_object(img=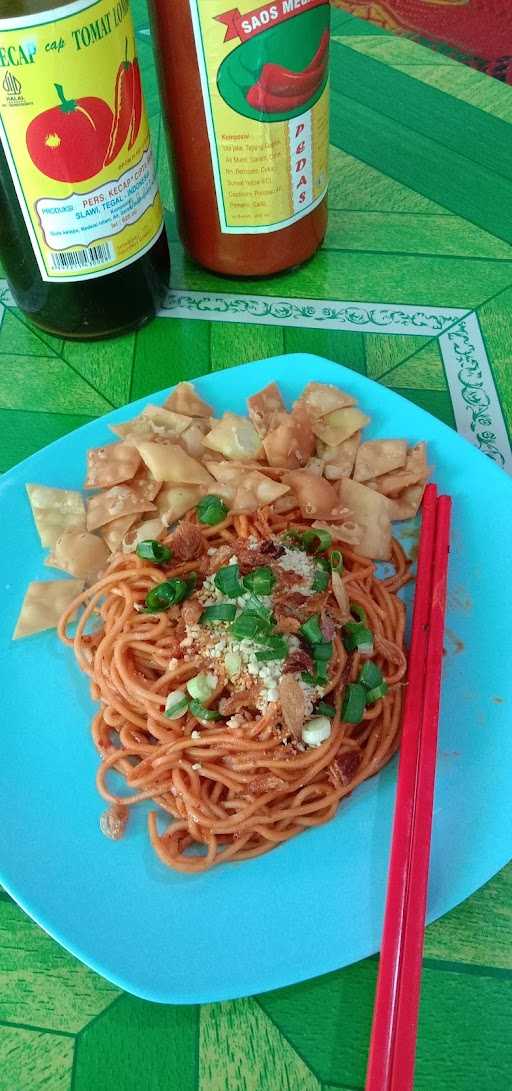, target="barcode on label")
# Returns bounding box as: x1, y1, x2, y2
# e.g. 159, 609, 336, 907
49, 243, 115, 272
